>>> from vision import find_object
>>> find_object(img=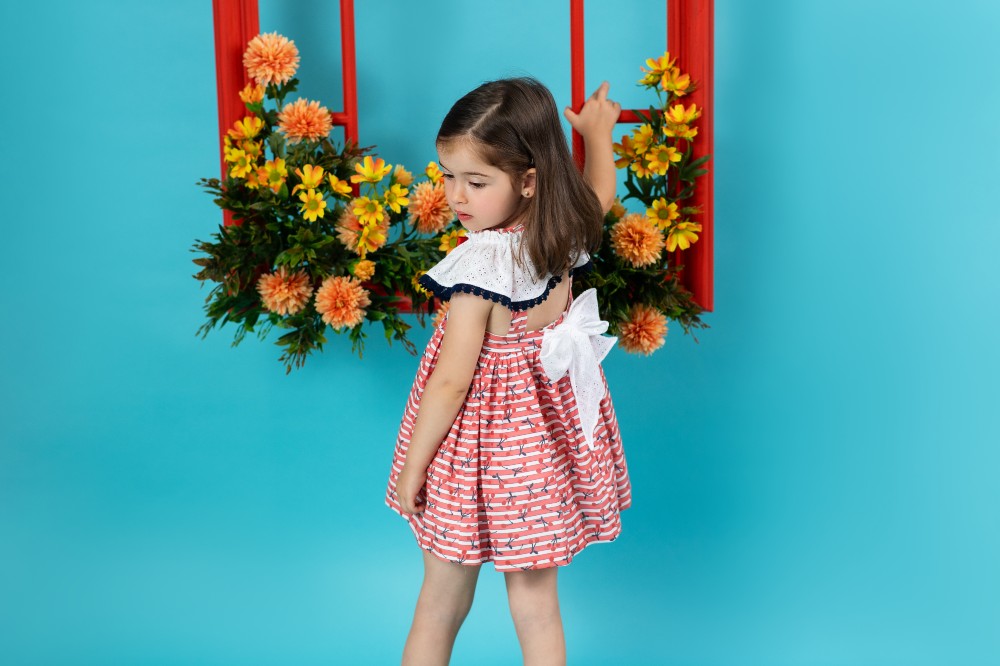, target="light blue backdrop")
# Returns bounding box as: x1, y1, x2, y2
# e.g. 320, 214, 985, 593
2, 1, 998, 664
